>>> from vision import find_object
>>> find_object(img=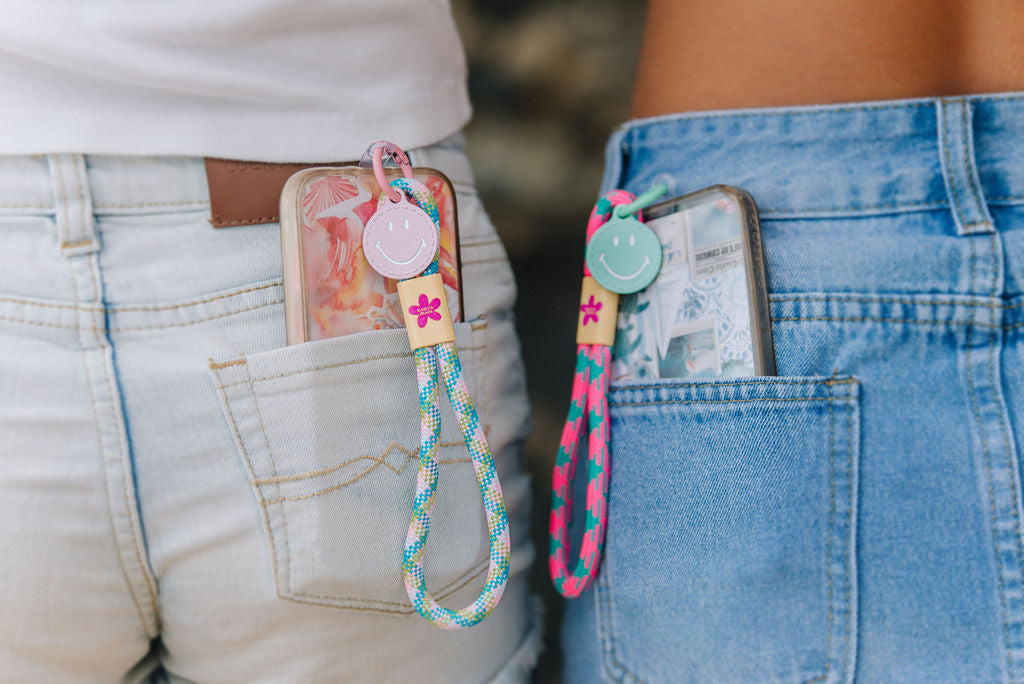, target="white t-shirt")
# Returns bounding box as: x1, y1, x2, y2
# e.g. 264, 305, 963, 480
0, 0, 471, 162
